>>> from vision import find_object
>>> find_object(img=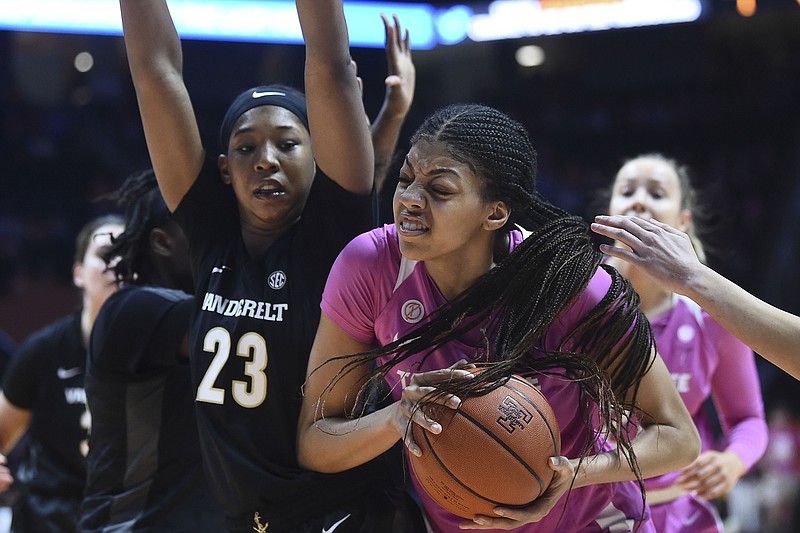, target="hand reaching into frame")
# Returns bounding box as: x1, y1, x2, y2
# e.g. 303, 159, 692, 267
591, 215, 703, 296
